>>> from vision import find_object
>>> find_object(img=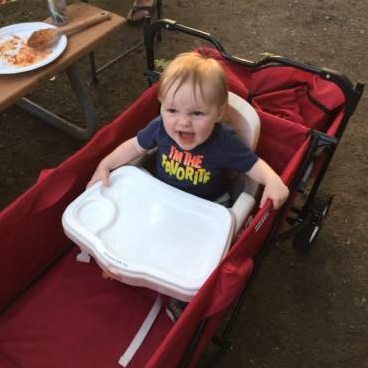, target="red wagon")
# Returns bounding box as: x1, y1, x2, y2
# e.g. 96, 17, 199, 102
0, 20, 364, 367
